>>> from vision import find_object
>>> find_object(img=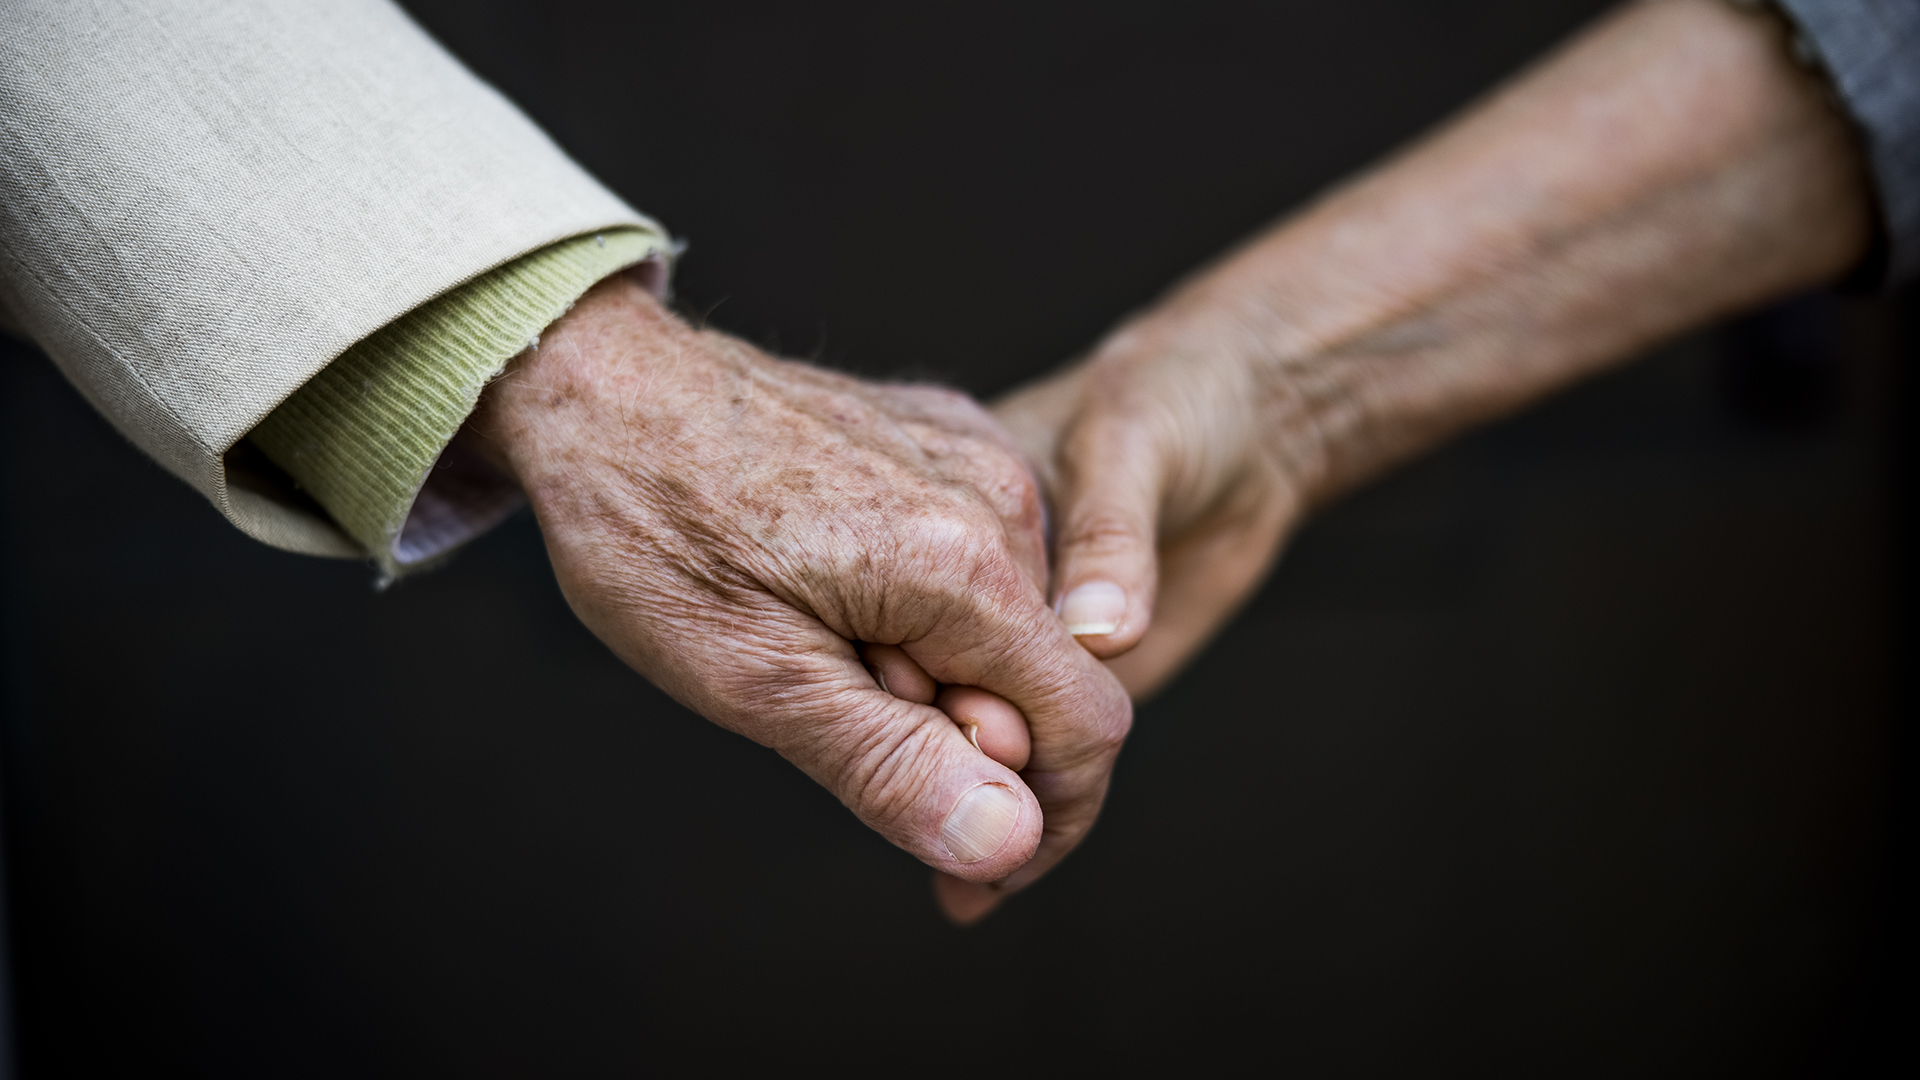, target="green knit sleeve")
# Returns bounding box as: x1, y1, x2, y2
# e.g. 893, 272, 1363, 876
248, 227, 671, 579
